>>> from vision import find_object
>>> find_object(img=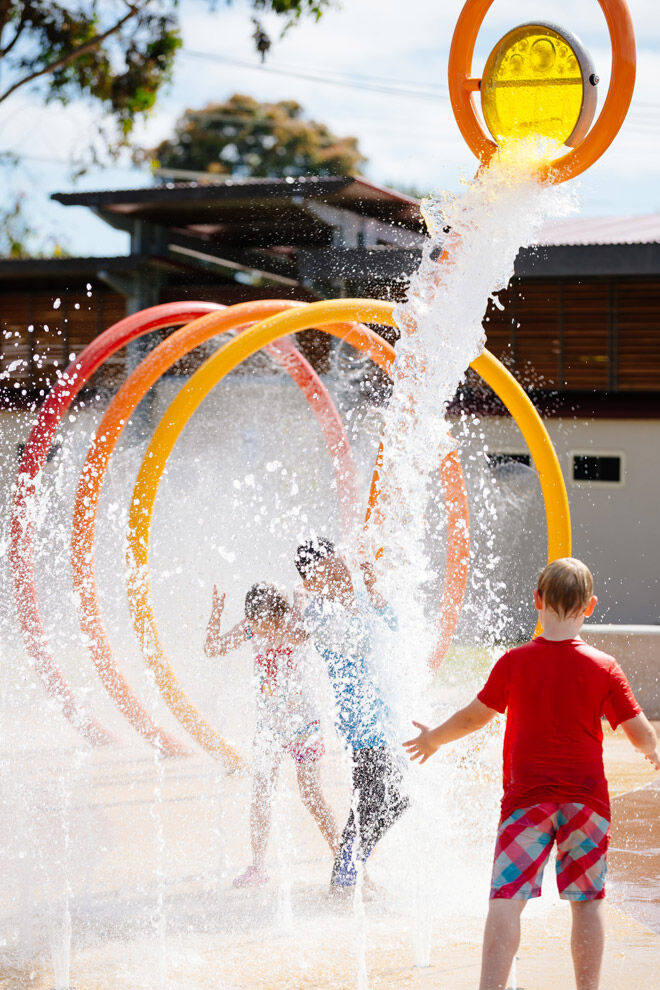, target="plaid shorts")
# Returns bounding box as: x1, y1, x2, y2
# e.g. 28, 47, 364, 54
490, 802, 610, 901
